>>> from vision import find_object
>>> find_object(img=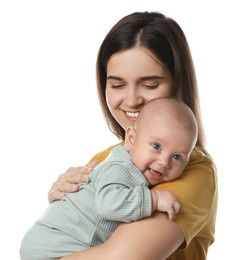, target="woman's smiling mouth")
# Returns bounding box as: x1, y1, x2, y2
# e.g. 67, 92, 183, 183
124, 110, 140, 120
